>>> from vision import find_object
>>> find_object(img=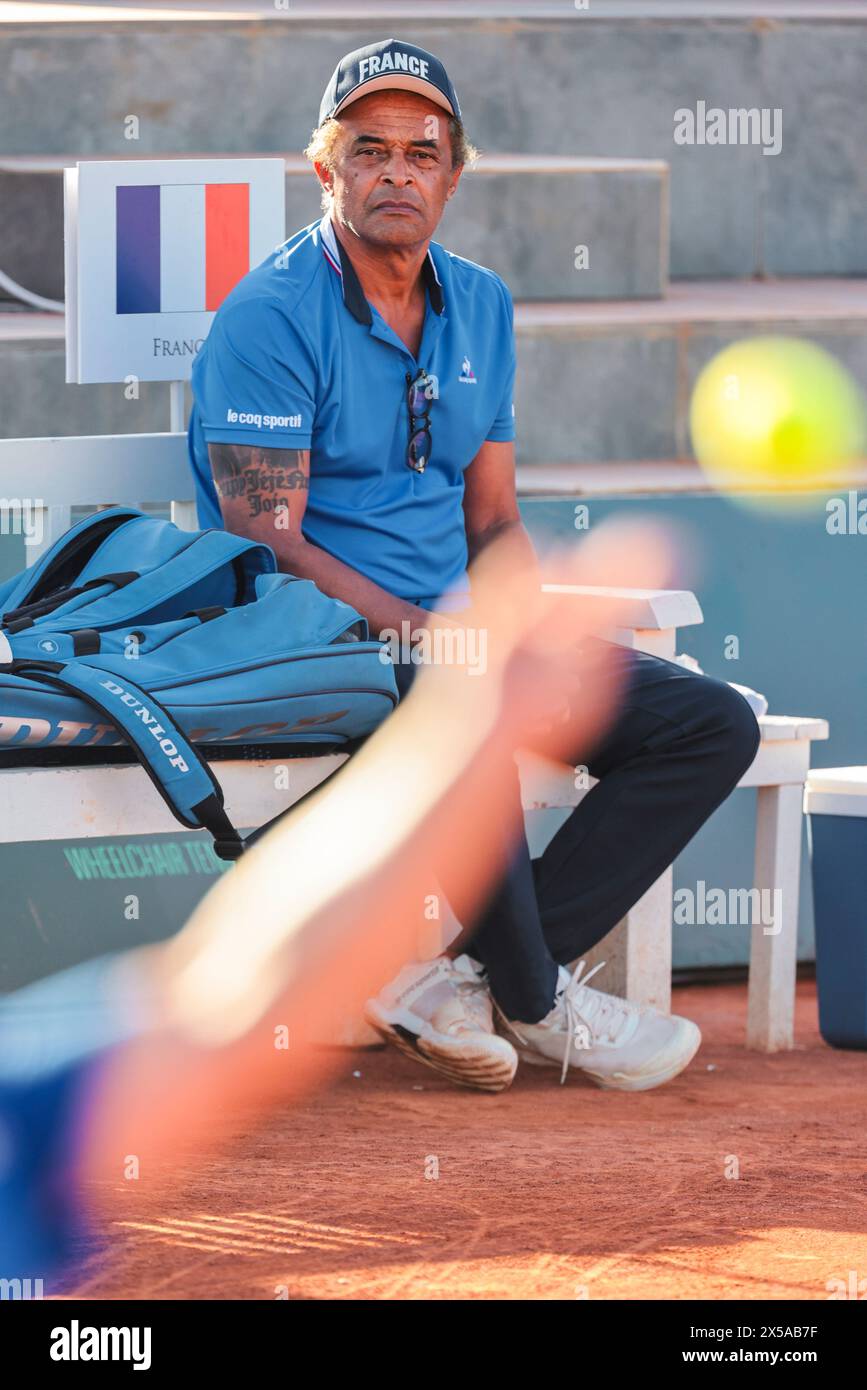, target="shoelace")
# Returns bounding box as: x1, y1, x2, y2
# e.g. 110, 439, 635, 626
555, 959, 645, 1084
454, 976, 492, 1031
551, 959, 606, 1084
